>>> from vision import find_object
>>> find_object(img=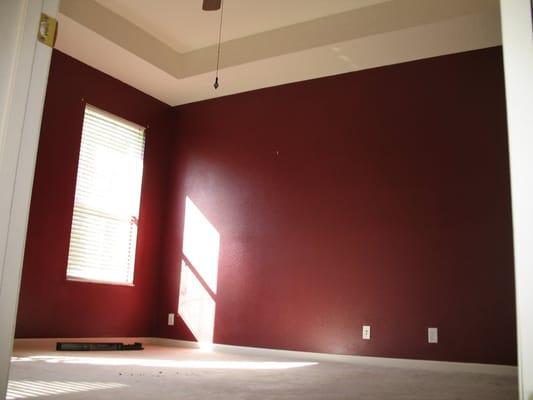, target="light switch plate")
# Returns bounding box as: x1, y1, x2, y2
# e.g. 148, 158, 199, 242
362, 325, 371, 340
168, 313, 175, 326
428, 327, 438, 343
